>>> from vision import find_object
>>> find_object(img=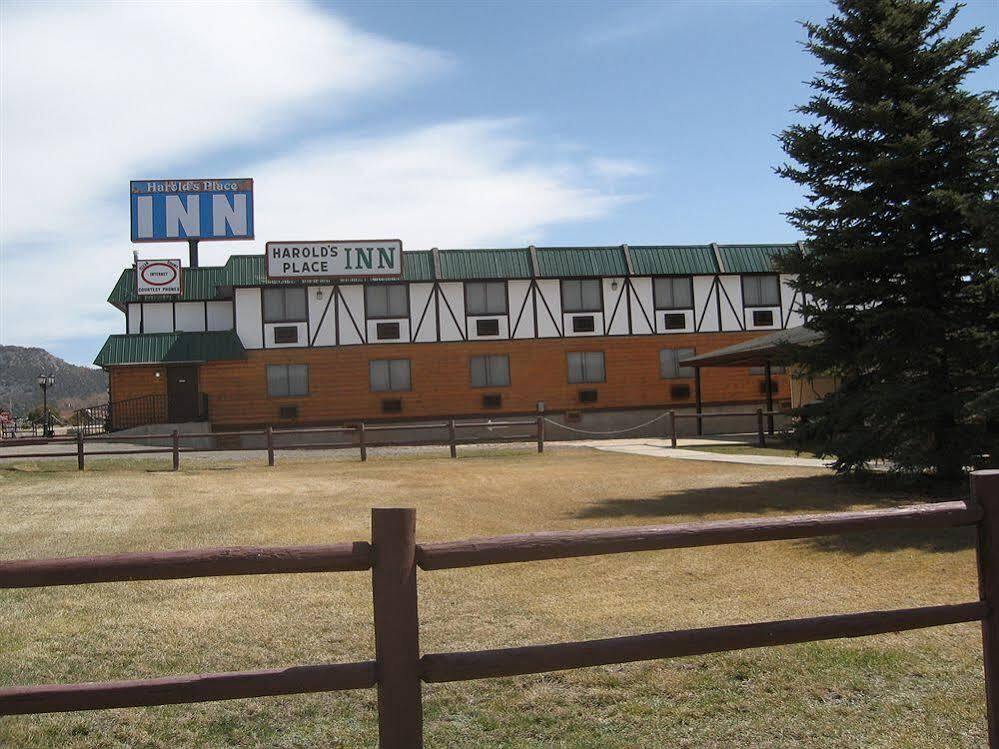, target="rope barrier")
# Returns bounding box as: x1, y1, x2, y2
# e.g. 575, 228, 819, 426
542, 412, 669, 436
